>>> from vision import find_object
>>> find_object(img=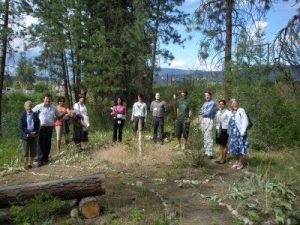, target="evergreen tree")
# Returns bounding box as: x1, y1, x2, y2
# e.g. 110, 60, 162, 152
194, 0, 272, 99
